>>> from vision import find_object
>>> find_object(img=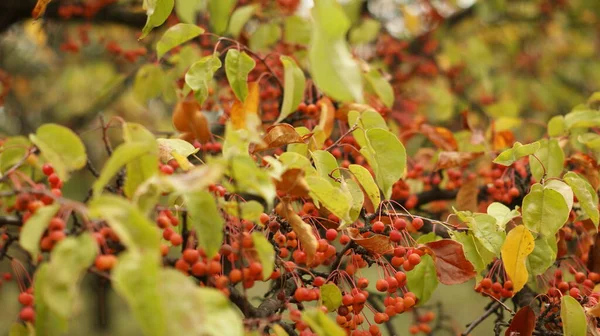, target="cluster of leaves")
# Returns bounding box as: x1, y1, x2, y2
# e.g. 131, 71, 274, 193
1, 0, 600, 336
